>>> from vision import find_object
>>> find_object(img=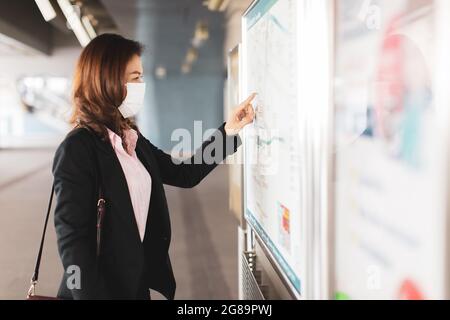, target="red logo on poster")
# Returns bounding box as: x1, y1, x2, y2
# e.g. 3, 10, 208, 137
398, 279, 424, 300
